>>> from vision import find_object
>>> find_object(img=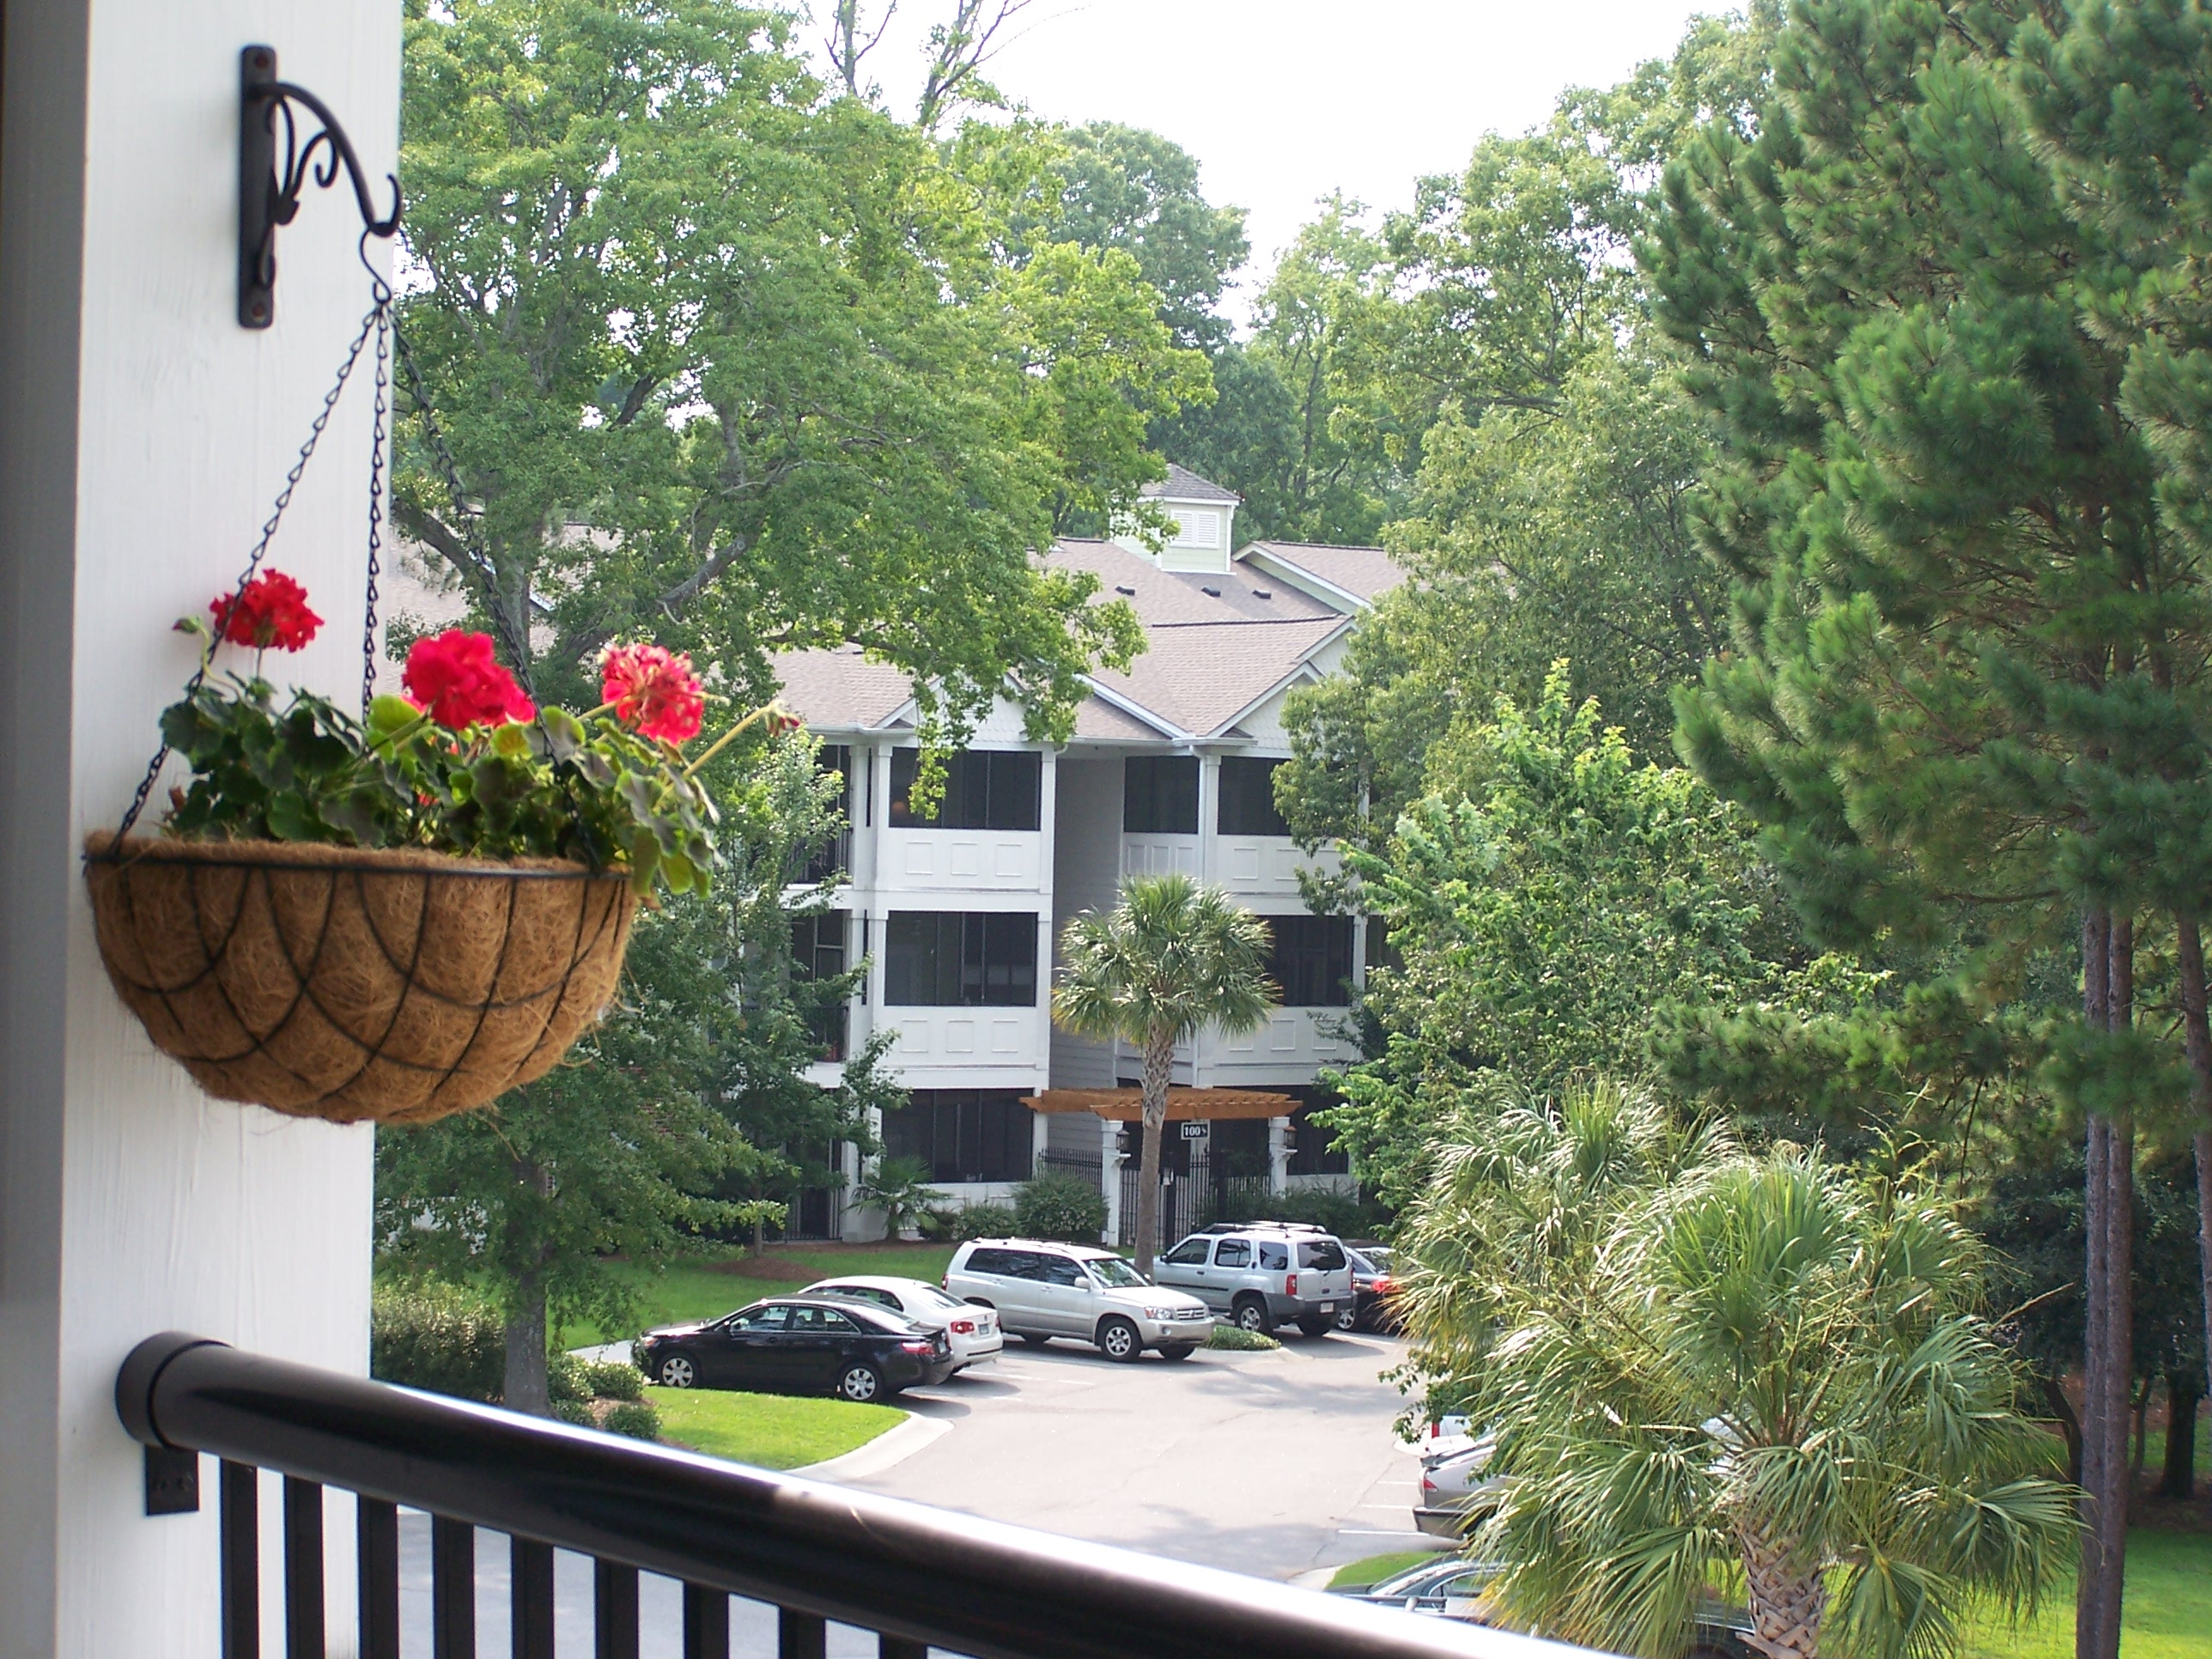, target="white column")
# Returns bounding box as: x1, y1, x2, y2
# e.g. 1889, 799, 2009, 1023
1030, 1104, 1049, 1176
1268, 1116, 1292, 1194
1, 8, 396, 1655
1098, 1115, 1125, 1245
